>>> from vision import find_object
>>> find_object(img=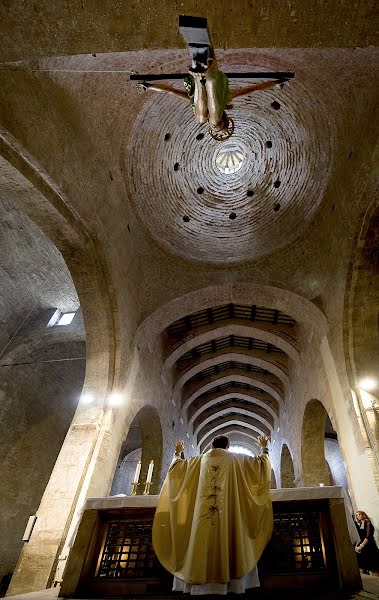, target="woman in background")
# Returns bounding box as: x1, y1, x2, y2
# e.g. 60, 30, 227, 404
354, 511, 379, 576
